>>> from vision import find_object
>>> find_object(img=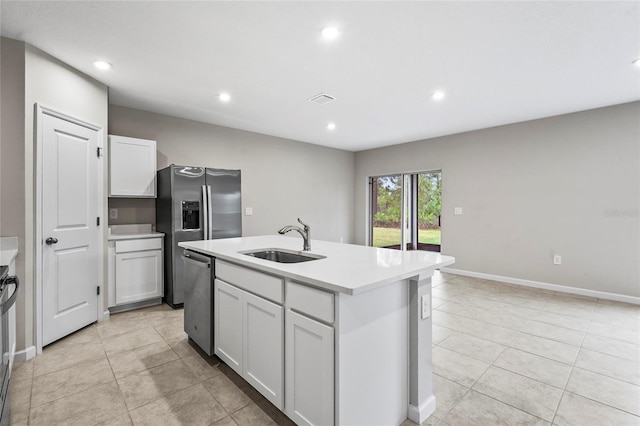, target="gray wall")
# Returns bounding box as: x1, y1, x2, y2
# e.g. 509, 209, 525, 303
108, 105, 355, 243
18, 43, 108, 352
0, 38, 26, 345
355, 102, 640, 298
108, 198, 156, 226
